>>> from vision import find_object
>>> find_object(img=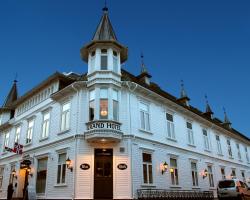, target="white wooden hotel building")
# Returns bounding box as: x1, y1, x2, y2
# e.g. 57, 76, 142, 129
0, 6, 249, 200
